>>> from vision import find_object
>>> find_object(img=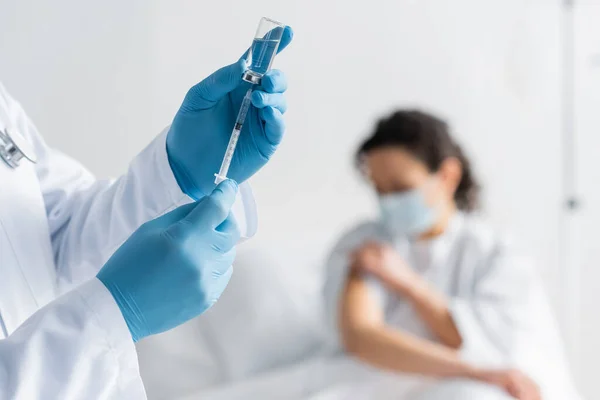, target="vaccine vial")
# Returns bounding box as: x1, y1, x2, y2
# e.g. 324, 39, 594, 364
242, 17, 285, 85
